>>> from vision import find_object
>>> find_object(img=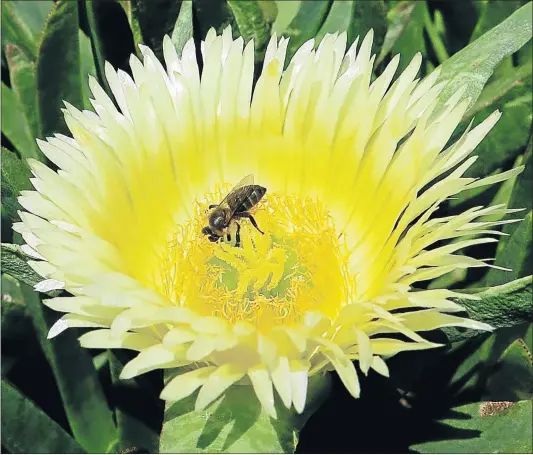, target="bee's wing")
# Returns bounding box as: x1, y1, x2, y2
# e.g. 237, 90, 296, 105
218, 174, 255, 216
